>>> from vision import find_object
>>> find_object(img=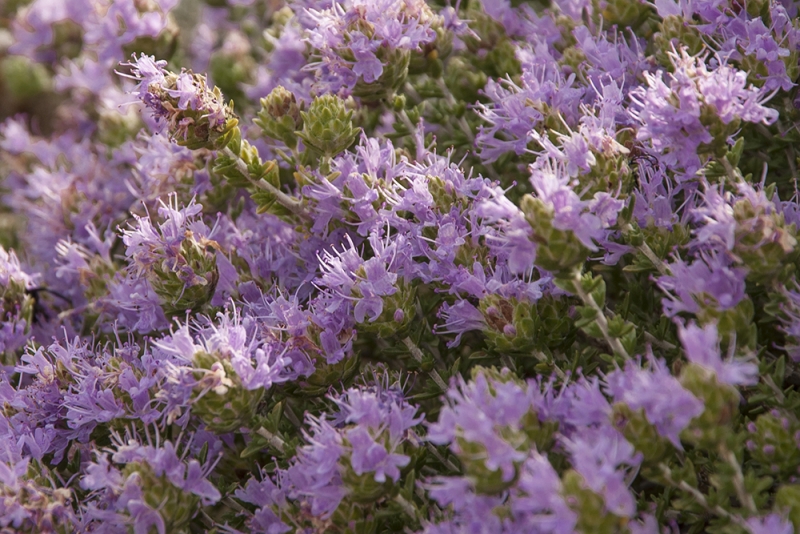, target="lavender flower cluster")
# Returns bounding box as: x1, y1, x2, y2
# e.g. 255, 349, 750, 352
3, 0, 800, 532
